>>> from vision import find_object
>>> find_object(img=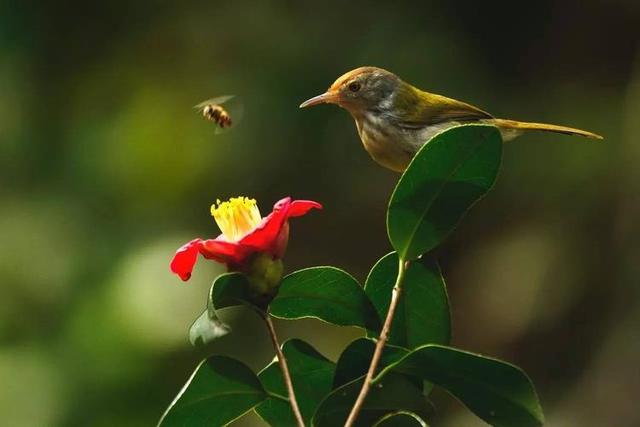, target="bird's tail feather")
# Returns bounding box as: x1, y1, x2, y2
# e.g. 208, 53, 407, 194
489, 118, 603, 140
